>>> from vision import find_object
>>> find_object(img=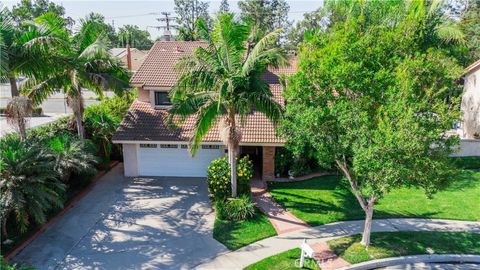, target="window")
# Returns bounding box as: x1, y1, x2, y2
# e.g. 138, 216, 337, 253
154, 91, 171, 106
140, 144, 157, 148
181, 145, 188, 149
202, 145, 220, 149
160, 144, 178, 148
